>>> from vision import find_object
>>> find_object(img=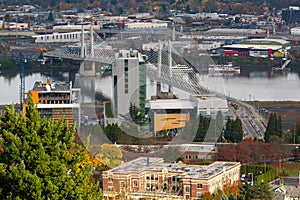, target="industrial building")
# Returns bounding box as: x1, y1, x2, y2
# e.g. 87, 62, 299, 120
33, 31, 89, 43
222, 38, 291, 58
102, 157, 241, 200
112, 49, 147, 118
291, 27, 300, 35
124, 22, 168, 30
23, 81, 81, 128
